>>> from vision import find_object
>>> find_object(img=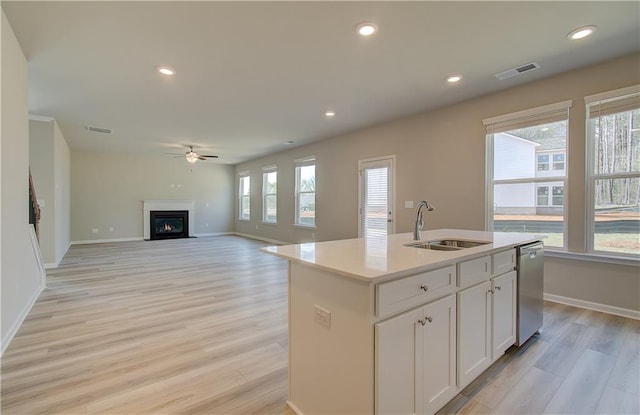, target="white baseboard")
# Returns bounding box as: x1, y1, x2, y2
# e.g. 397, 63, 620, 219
544, 293, 640, 320
233, 232, 288, 245
44, 262, 58, 269
1, 284, 44, 355
70, 237, 144, 245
